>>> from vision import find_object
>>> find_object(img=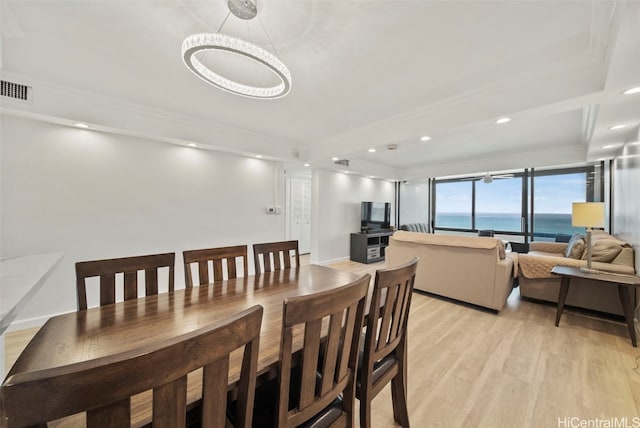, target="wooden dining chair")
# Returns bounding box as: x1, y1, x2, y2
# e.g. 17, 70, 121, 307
252, 273, 370, 427
253, 240, 300, 273
182, 245, 248, 287
357, 258, 418, 428
75, 253, 175, 310
0, 305, 263, 428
